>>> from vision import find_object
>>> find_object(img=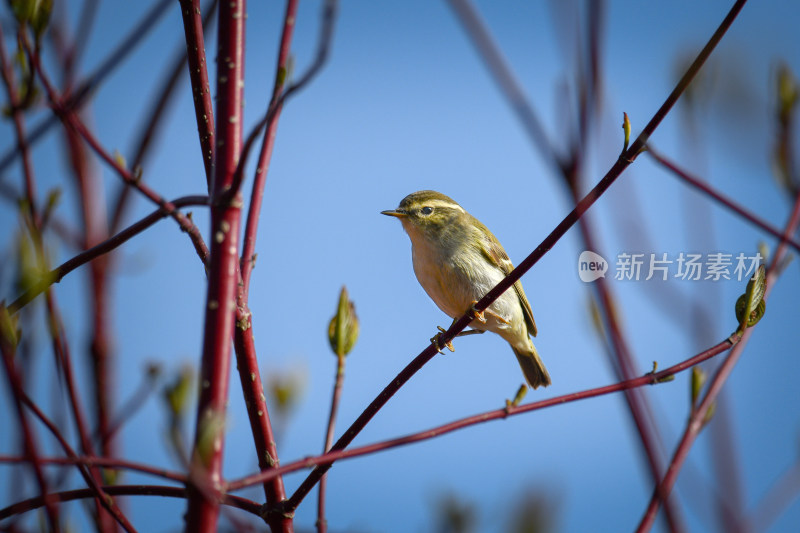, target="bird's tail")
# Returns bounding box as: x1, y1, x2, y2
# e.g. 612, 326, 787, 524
512, 339, 551, 389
